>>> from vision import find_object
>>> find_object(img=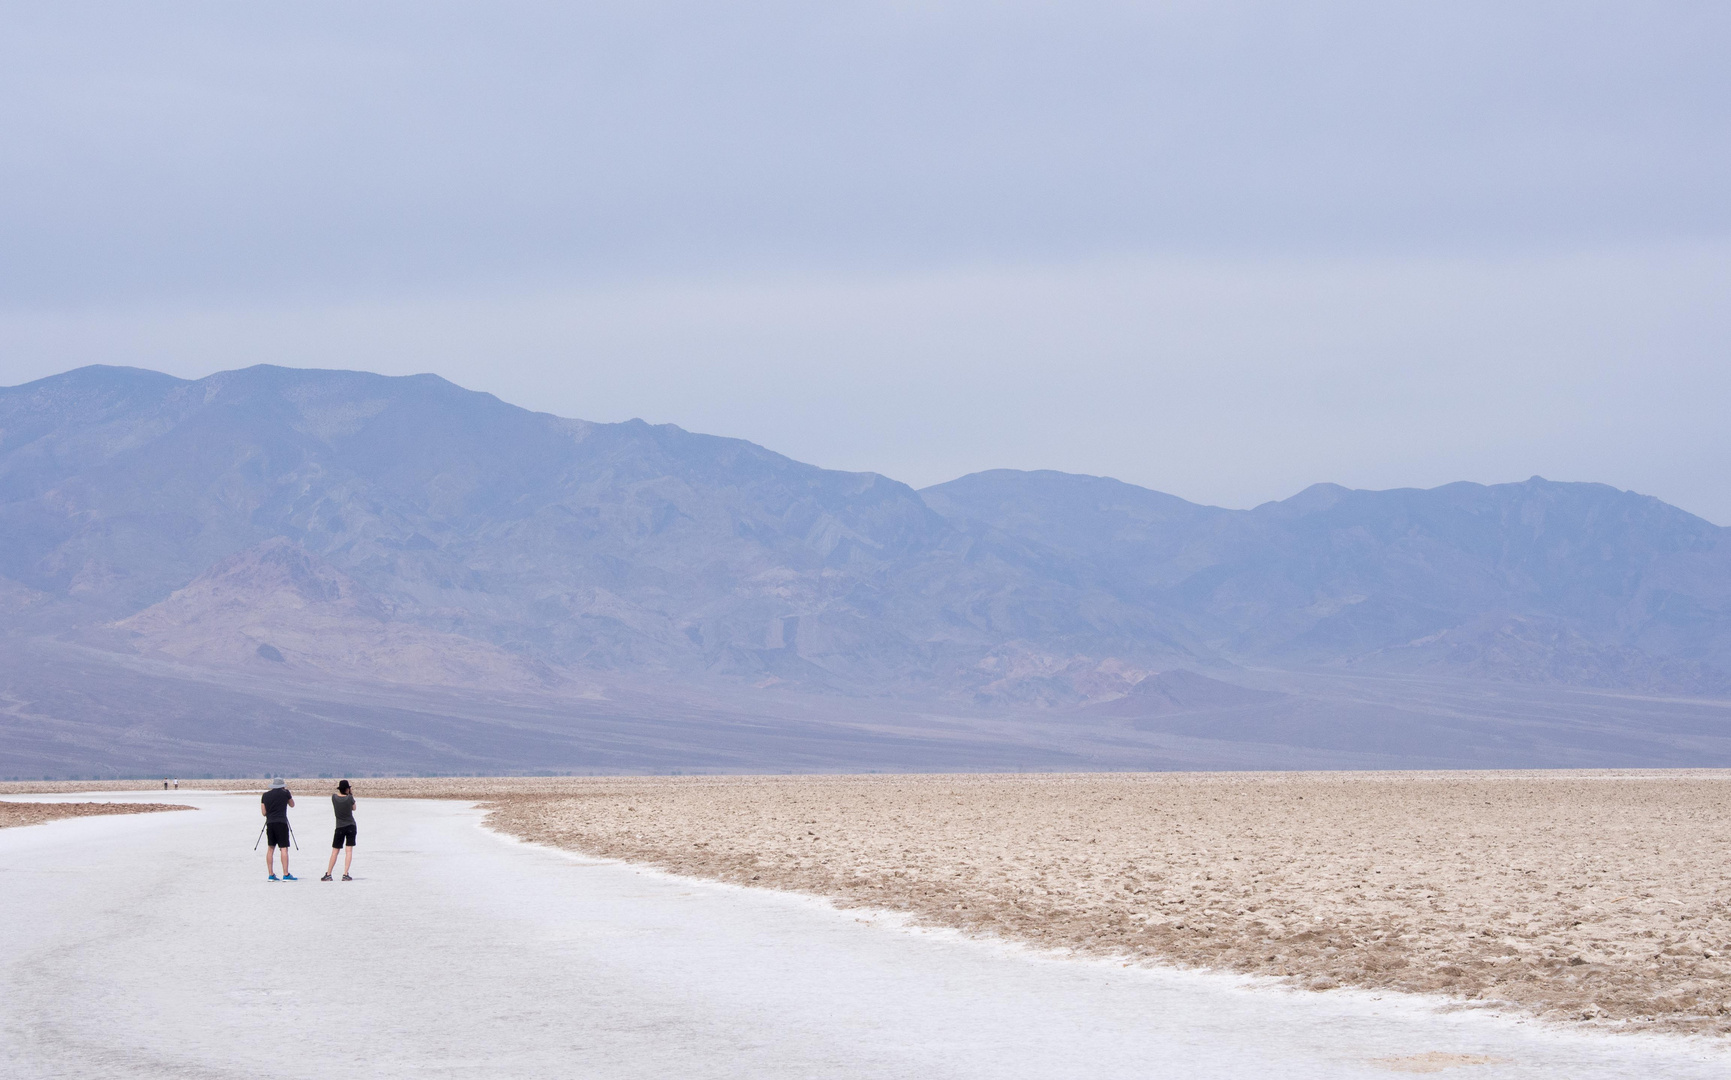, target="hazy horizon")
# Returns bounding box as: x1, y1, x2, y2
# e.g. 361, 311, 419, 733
4, 3, 1727, 520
